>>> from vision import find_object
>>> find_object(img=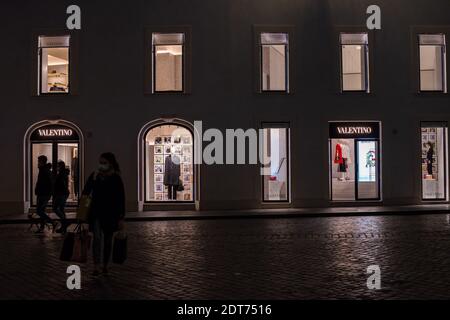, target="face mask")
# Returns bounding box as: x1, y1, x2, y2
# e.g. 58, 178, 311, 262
98, 164, 110, 172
